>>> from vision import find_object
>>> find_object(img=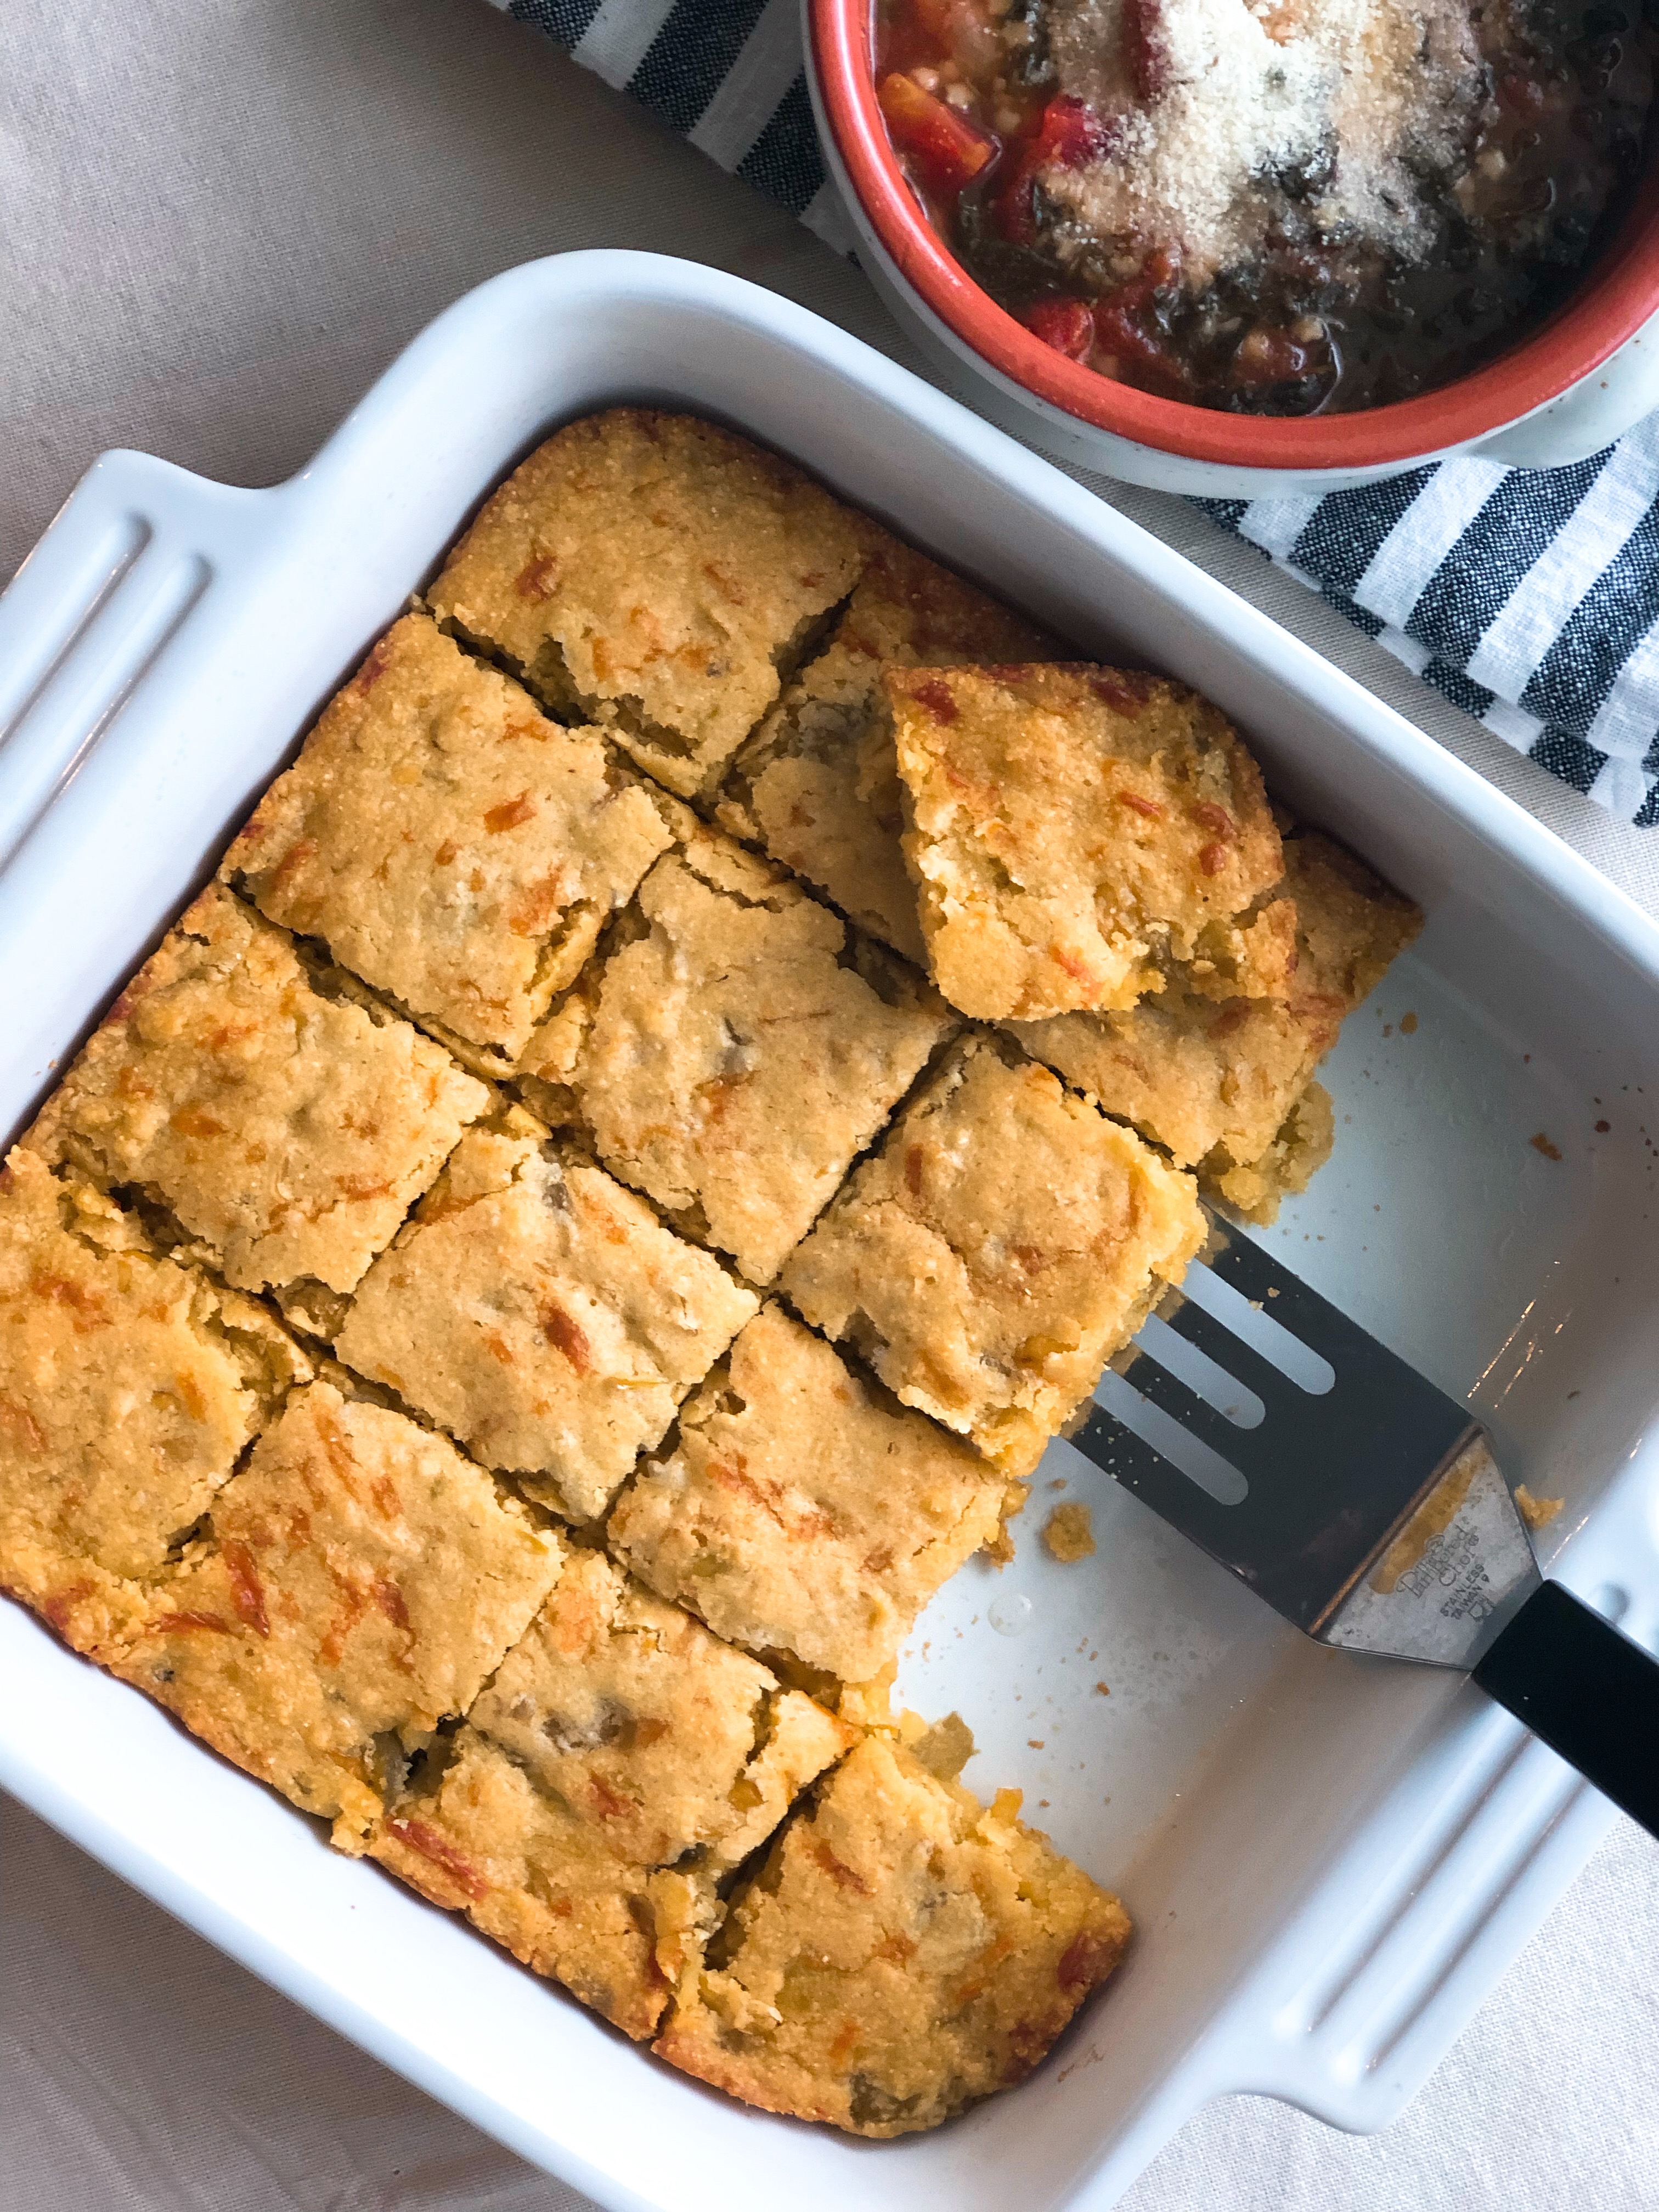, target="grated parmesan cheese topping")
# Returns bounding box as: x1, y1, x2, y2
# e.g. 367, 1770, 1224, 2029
1041, 0, 1487, 289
